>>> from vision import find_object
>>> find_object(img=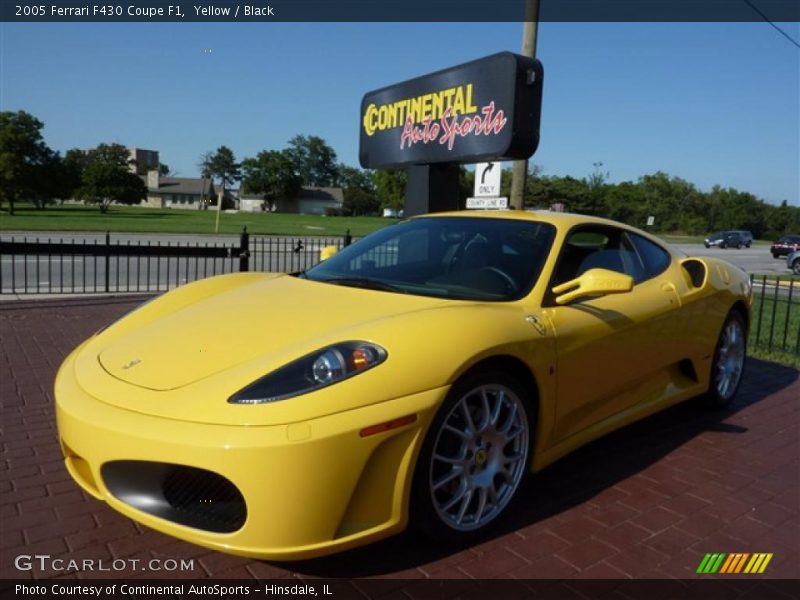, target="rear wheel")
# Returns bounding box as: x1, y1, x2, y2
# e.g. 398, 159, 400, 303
793, 259, 800, 276
704, 311, 747, 408
411, 371, 533, 541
